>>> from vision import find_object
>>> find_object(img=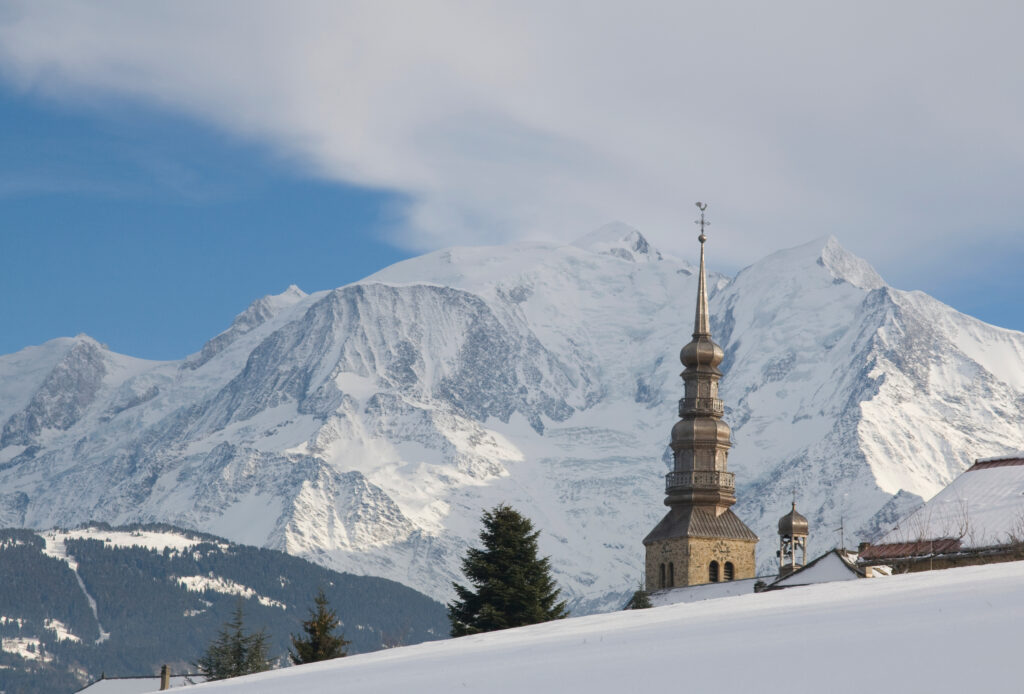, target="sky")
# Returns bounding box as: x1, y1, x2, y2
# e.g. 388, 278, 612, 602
1, 1, 1022, 360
